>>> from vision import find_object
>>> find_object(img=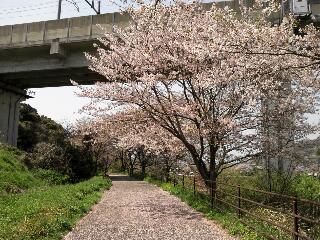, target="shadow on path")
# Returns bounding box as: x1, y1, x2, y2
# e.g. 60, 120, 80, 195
64, 173, 235, 240
135, 201, 202, 220
109, 174, 140, 182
